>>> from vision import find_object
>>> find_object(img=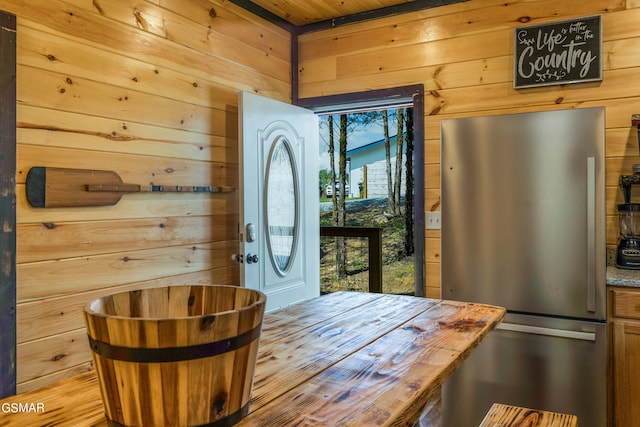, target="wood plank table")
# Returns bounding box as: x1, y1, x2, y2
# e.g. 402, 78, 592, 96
0, 291, 505, 426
